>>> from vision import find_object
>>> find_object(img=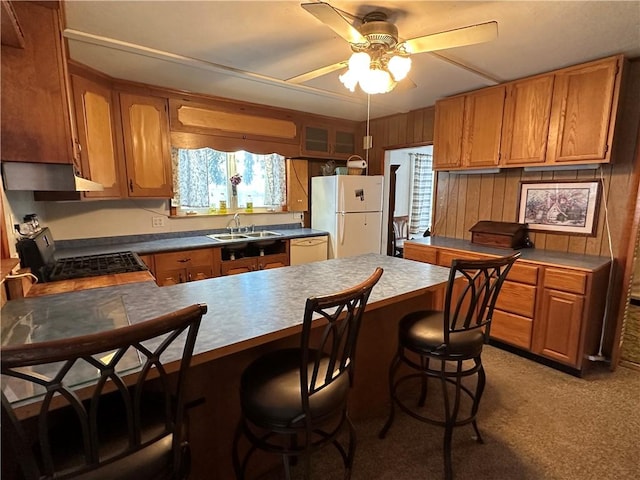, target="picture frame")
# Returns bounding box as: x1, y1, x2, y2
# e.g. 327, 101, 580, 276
517, 180, 601, 235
